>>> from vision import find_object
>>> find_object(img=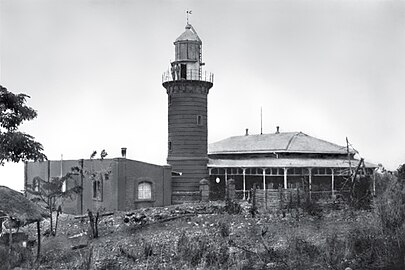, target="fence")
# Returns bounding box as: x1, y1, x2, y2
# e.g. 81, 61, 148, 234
162, 69, 214, 83
240, 188, 352, 210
